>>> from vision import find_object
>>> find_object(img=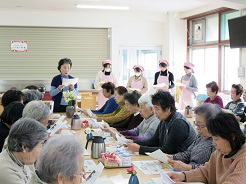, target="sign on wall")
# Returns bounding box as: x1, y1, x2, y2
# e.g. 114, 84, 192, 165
11, 40, 27, 52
